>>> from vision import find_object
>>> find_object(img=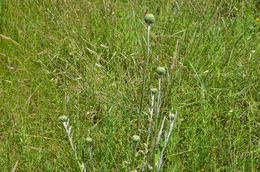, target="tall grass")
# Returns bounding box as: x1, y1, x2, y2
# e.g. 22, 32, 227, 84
0, 0, 259, 171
